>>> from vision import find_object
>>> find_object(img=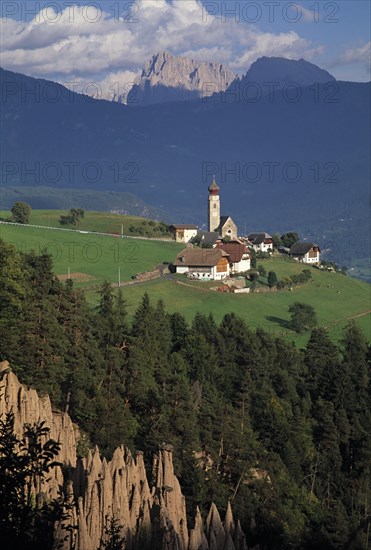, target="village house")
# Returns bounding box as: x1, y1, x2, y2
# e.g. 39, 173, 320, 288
216, 239, 251, 273
247, 232, 273, 252
290, 241, 321, 264
173, 248, 230, 280
169, 224, 198, 243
